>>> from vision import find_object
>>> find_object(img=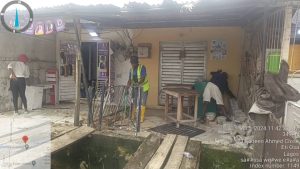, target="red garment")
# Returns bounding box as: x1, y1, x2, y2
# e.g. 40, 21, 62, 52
18, 54, 29, 63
